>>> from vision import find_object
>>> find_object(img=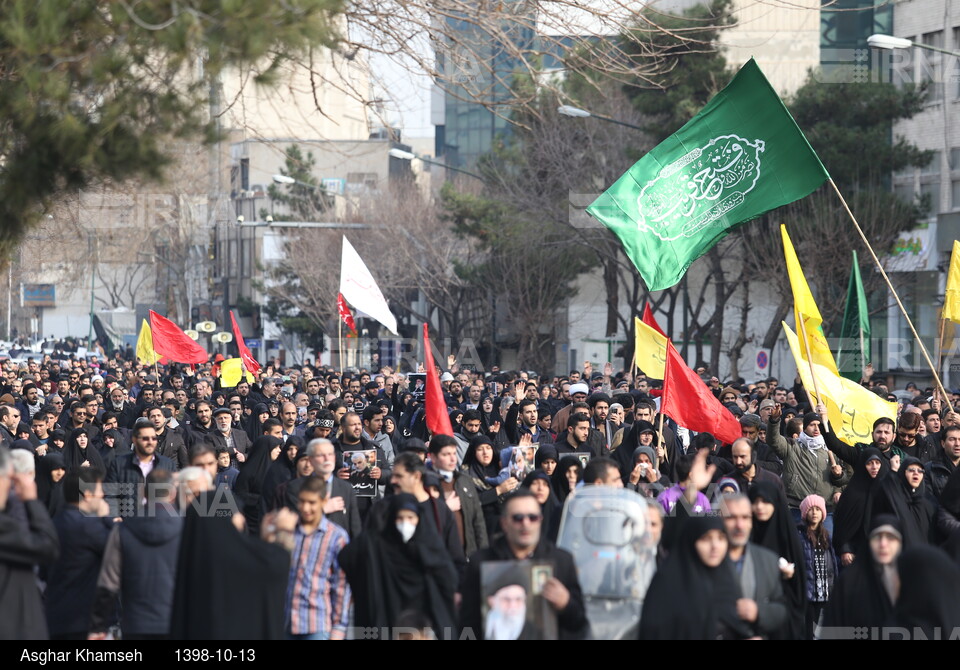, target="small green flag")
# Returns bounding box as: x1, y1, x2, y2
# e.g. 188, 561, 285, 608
587, 58, 830, 291
836, 250, 871, 382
